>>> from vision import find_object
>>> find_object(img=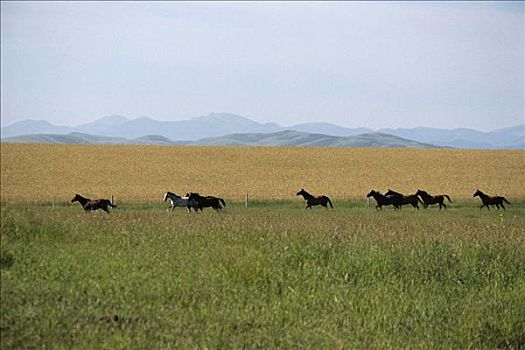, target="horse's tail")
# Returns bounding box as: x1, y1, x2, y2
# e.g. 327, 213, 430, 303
326, 196, 333, 209
444, 195, 452, 203
219, 198, 226, 207
109, 203, 117, 208
503, 197, 511, 204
